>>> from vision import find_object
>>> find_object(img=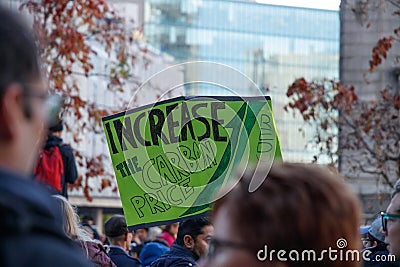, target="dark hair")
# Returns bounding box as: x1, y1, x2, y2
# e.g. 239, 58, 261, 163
49, 119, 64, 133
165, 223, 178, 233
104, 215, 128, 239
0, 5, 40, 117
367, 232, 384, 245
130, 242, 143, 255
175, 217, 211, 246
135, 227, 149, 233
82, 214, 93, 222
